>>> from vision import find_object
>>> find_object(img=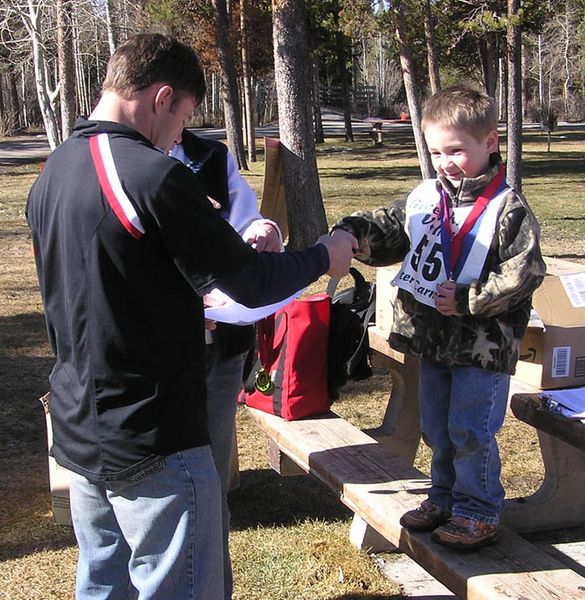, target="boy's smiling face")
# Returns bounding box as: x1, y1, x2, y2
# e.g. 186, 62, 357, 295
424, 124, 499, 188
